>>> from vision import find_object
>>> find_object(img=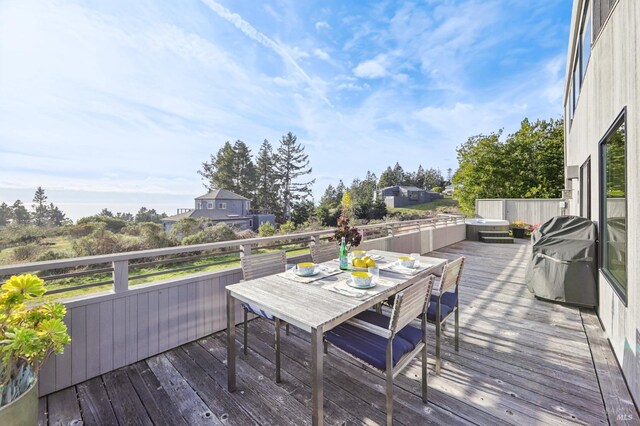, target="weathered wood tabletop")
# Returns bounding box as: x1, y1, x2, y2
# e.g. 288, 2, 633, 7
226, 249, 446, 426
